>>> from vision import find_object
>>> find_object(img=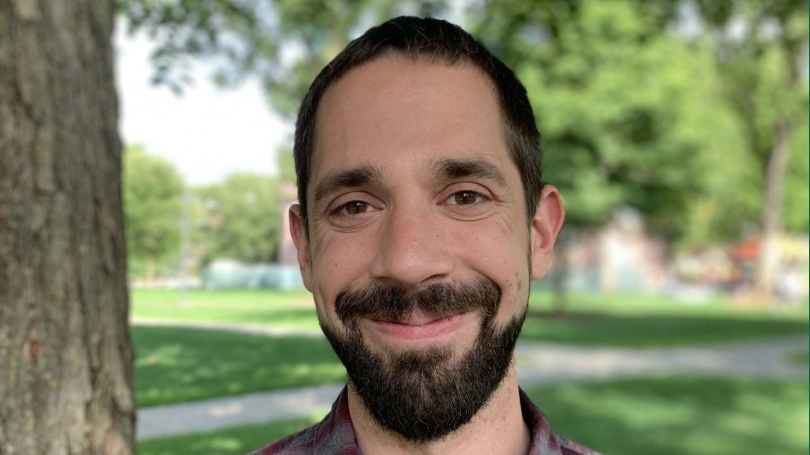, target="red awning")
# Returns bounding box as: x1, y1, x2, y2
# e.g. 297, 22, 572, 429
731, 238, 760, 261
